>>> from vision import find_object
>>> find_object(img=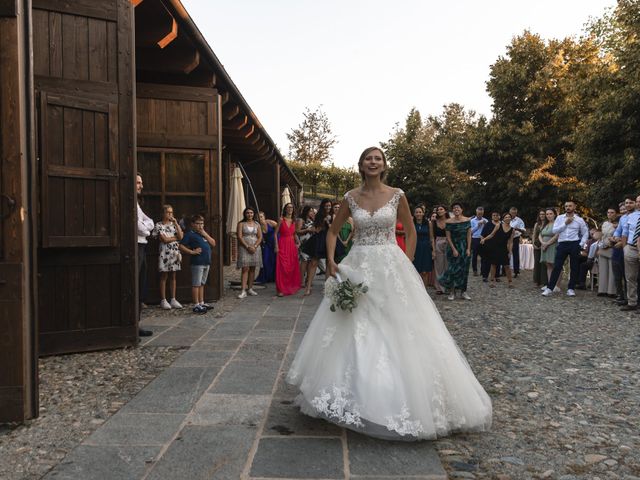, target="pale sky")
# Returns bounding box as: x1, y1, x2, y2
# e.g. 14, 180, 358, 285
182, 0, 615, 168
